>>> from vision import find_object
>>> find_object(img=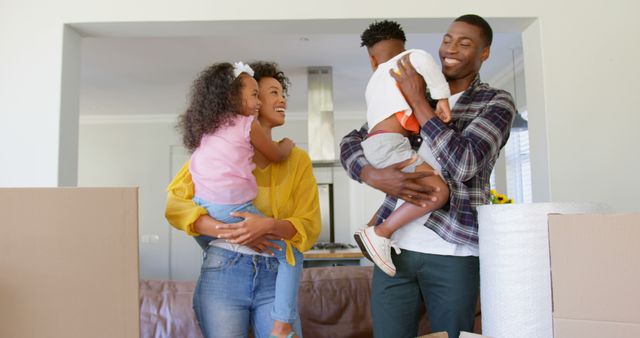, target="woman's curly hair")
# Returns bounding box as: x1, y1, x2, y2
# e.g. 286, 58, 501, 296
360, 20, 406, 48
178, 62, 244, 152
249, 61, 290, 96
